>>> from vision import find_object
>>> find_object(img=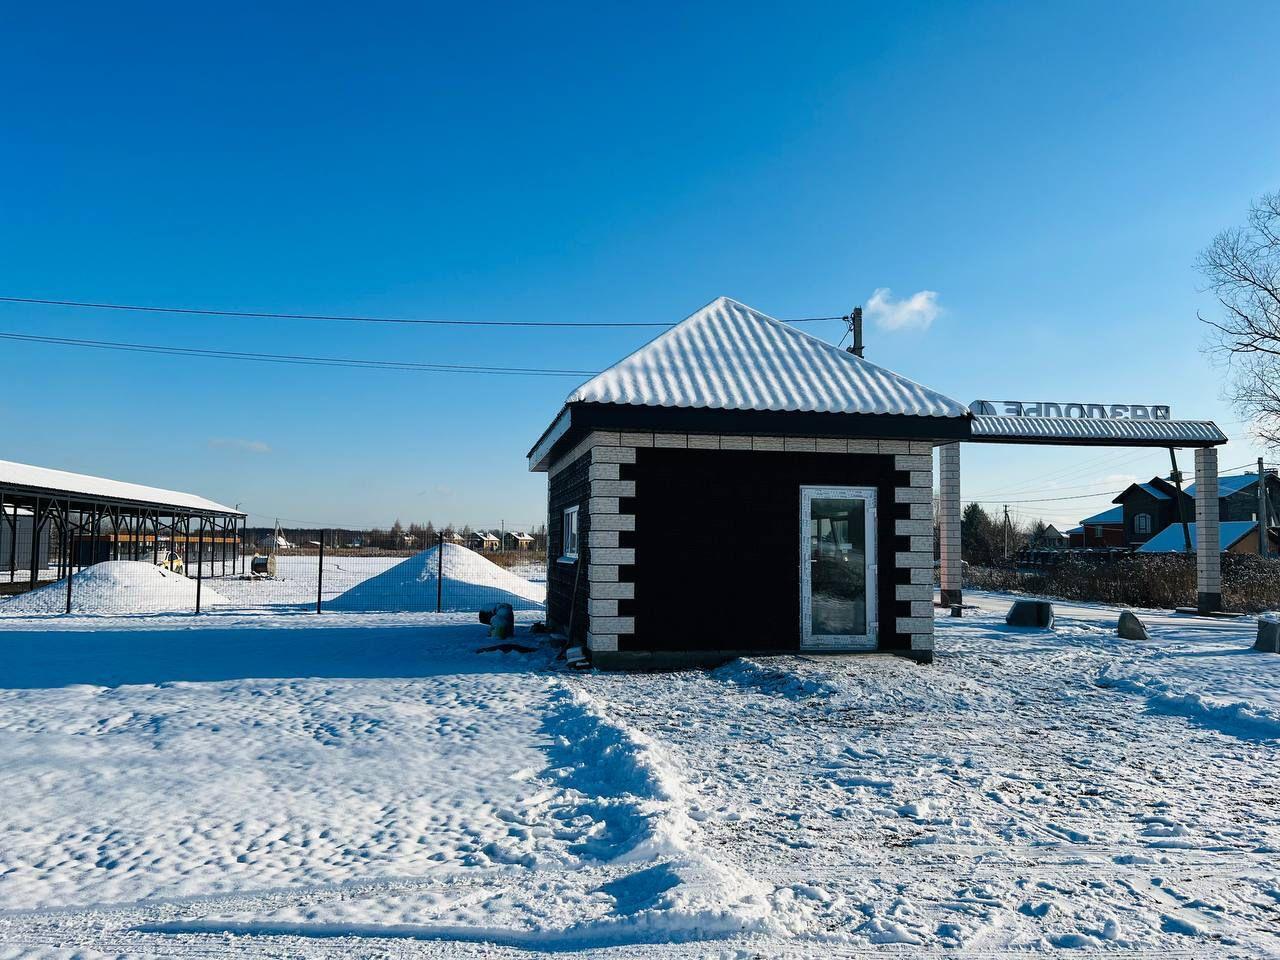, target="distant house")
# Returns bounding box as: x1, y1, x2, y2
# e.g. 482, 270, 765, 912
1068, 506, 1126, 549
1136, 520, 1279, 555
257, 532, 293, 551
1112, 477, 1189, 547
442, 531, 465, 544
504, 531, 534, 551
469, 531, 500, 552
1038, 524, 1070, 549
1110, 471, 1280, 549
1184, 472, 1280, 524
